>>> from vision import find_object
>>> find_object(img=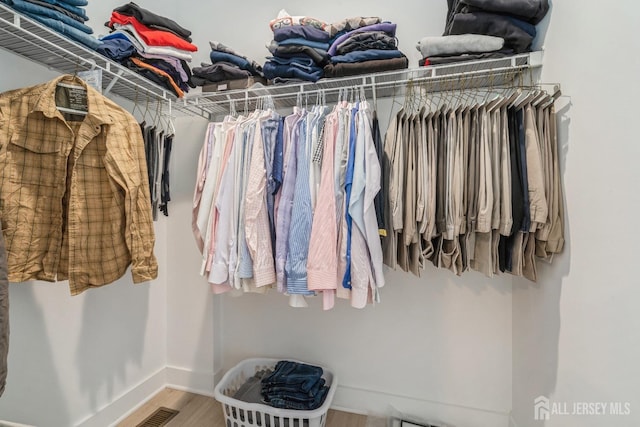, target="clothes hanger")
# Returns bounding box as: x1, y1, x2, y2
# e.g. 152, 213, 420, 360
152, 101, 162, 129
56, 72, 88, 116
131, 87, 144, 122
512, 88, 538, 110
